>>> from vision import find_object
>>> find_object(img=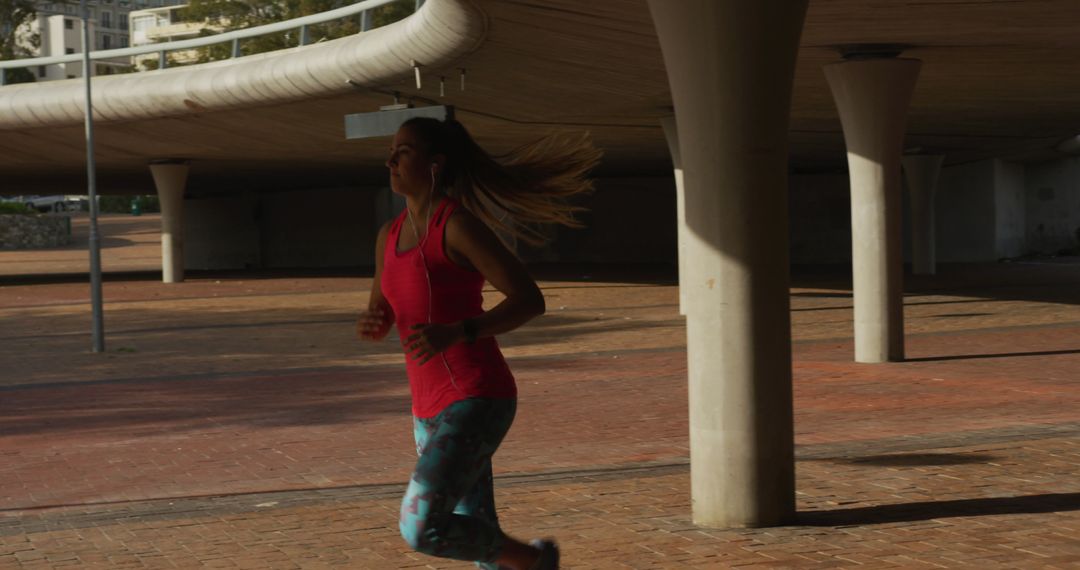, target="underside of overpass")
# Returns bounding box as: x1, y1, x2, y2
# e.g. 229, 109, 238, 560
2, 0, 1080, 195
